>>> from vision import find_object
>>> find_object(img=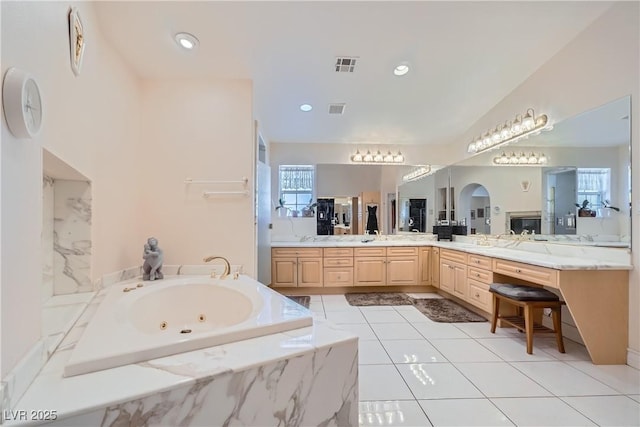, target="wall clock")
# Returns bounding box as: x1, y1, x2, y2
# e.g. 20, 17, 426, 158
69, 7, 85, 76
2, 67, 43, 139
